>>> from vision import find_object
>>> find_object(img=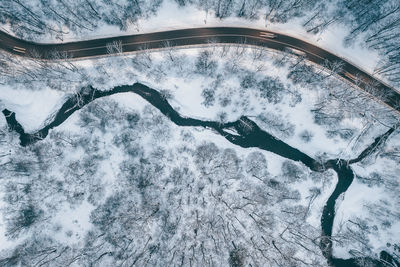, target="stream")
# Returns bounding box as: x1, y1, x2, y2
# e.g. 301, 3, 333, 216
2, 82, 398, 266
